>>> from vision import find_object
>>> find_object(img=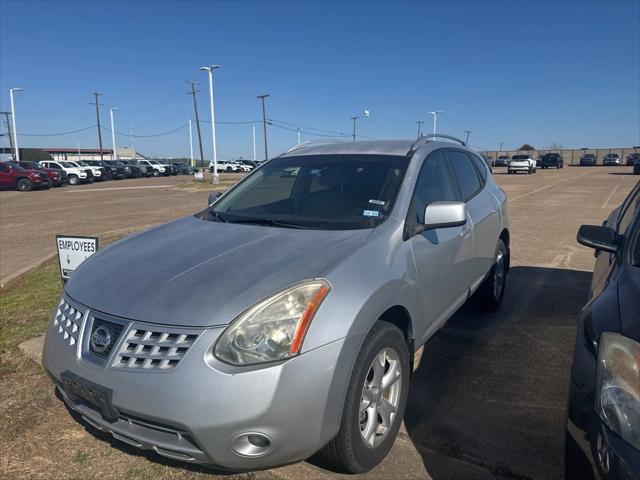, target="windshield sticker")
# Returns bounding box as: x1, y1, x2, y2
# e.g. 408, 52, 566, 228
363, 209, 380, 218
368, 199, 385, 205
